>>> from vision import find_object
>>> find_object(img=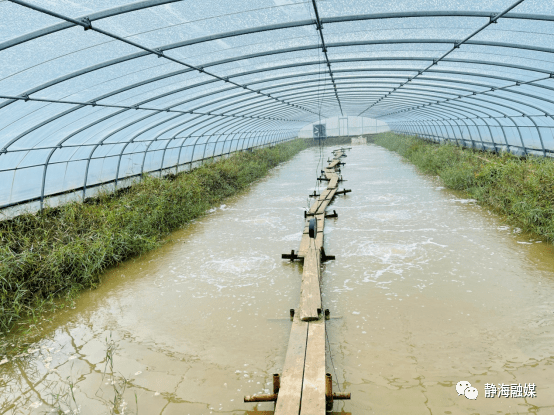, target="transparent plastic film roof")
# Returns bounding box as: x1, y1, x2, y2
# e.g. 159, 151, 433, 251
1, 0, 554, 211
